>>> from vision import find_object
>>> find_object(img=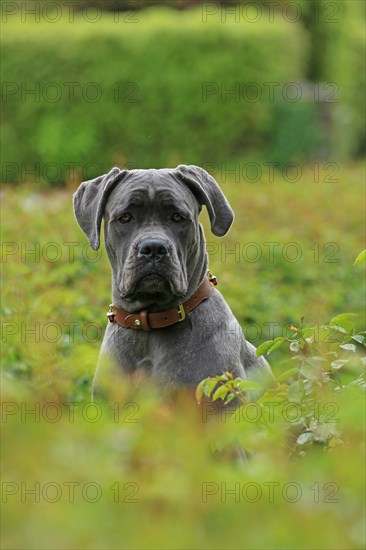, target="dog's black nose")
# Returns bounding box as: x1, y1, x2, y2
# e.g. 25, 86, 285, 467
138, 239, 168, 260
